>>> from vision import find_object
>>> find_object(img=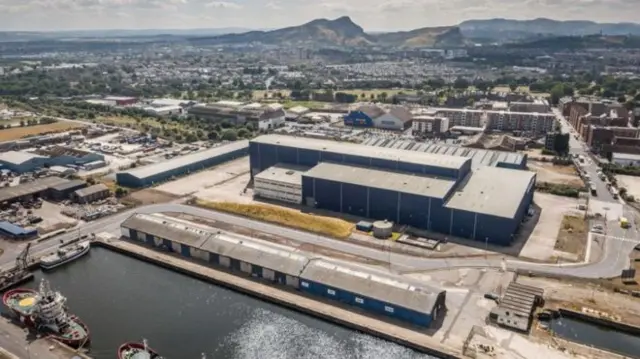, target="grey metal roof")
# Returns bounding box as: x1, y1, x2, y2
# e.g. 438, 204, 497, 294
50, 179, 87, 192
305, 162, 456, 199
497, 282, 544, 318
445, 166, 536, 219
252, 135, 469, 171
0, 176, 68, 203
121, 214, 211, 247
254, 164, 310, 186
363, 139, 526, 169
301, 260, 441, 314
74, 183, 108, 198
119, 140, 249, 180
0, 151, 48, 165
